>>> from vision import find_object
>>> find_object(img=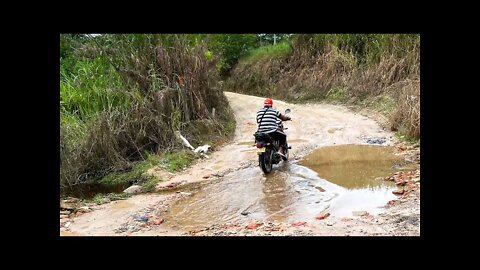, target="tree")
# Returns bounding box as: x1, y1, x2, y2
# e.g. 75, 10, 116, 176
258, 34, 293, 45
209, 34, 260, 75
